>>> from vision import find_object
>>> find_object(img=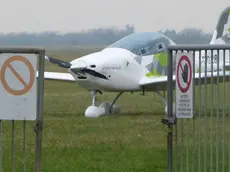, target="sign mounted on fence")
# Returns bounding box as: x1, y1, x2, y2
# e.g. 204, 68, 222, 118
176, 52, 193, 118
0, 53, 37, 120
